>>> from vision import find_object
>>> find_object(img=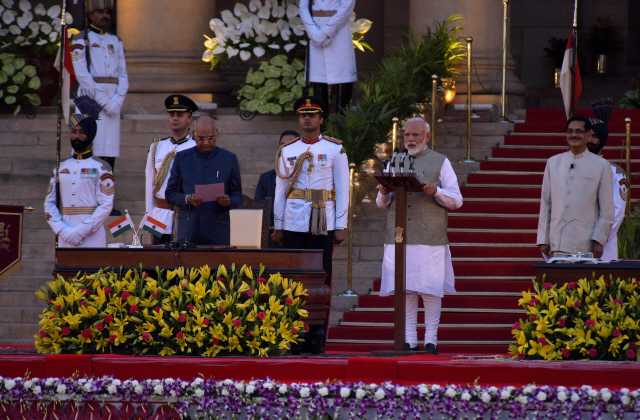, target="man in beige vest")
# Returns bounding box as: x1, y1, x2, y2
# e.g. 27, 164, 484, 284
537, 115, 614, 259
376, 118, 463, 354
